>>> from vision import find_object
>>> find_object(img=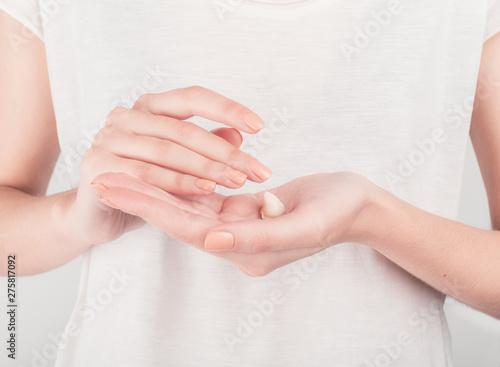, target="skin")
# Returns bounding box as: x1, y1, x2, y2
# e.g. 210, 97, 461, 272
0, 10, 271, 273
1, 10, 500, 320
